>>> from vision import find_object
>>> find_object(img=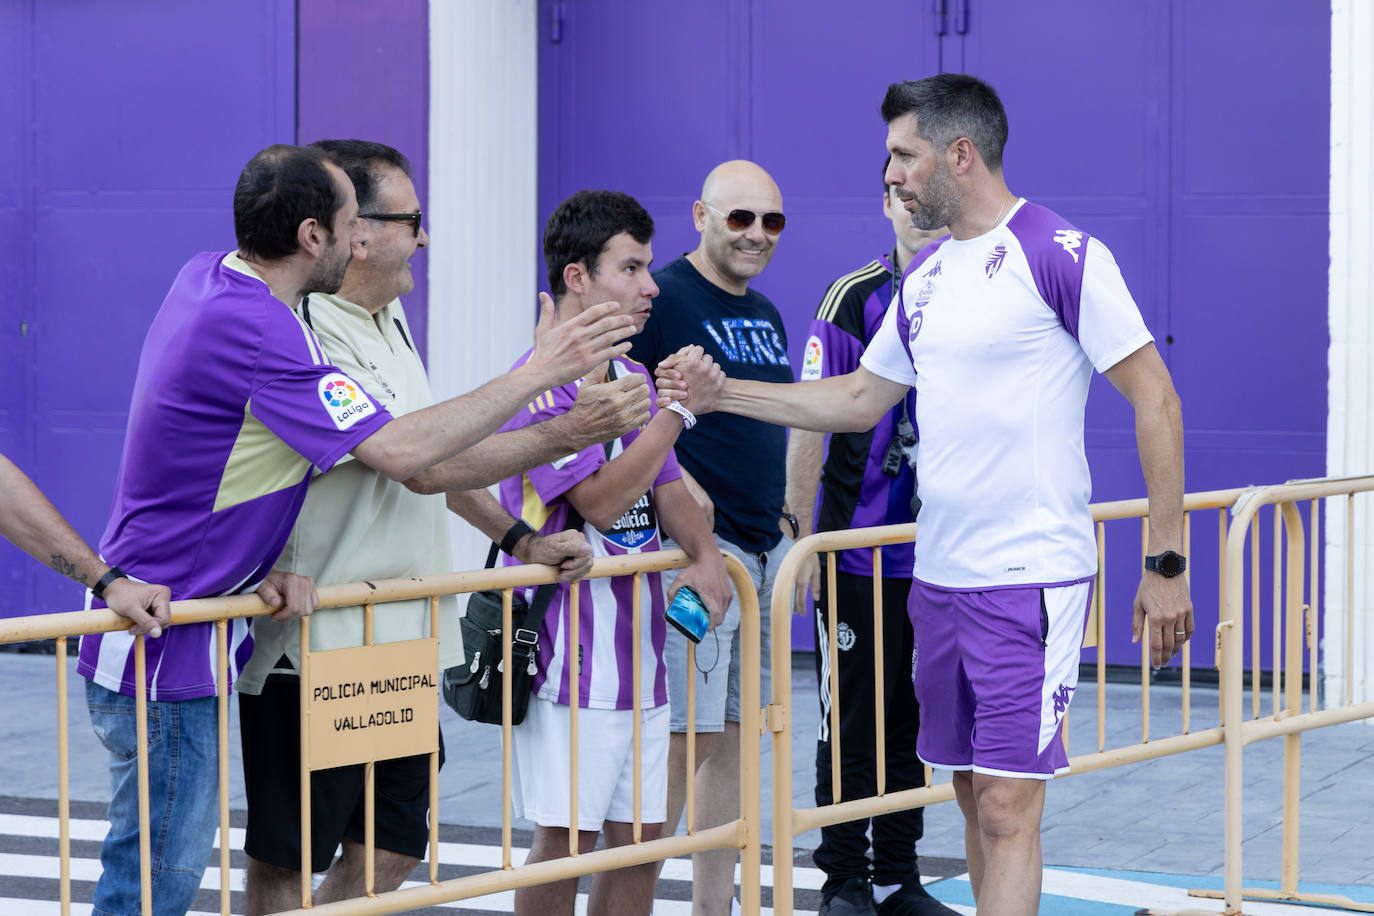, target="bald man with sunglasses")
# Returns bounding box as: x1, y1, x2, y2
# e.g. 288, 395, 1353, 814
627, 159, 794, 915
